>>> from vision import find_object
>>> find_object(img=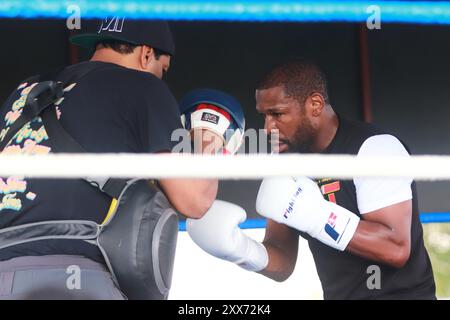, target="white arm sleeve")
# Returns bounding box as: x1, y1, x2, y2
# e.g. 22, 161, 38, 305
354, 134, 413, 214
